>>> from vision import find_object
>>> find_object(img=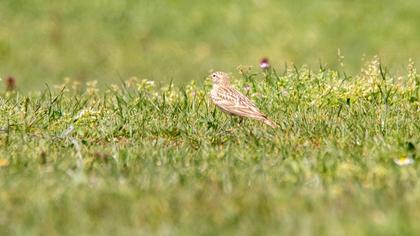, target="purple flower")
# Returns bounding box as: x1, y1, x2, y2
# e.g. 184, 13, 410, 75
260, 58, 270, 70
